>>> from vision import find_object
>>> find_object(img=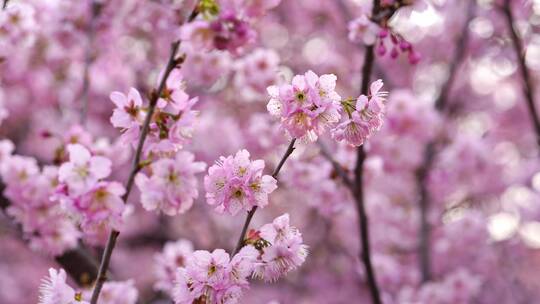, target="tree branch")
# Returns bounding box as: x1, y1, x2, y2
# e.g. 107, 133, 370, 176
232, 138, 297, 255
416, 0, 475, 283
348, 1, 383, 303
501, 0, 540, 148
89, 40, 184, 304
89, 5, 202, 300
